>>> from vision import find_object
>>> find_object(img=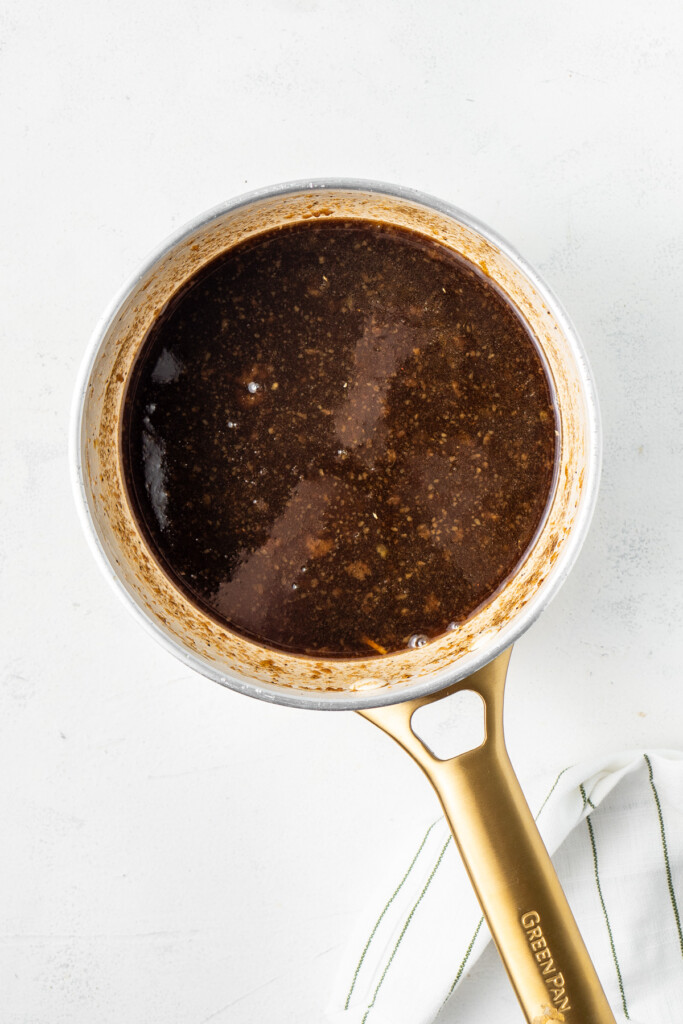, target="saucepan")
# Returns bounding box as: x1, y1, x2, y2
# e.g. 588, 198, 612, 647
71, 180, 614, 1023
